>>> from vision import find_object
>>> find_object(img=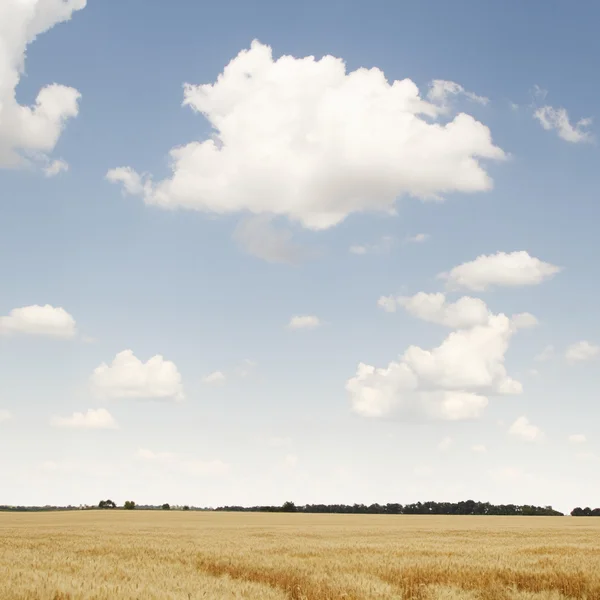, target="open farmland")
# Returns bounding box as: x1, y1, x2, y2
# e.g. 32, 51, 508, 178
1, 512, 600, 599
